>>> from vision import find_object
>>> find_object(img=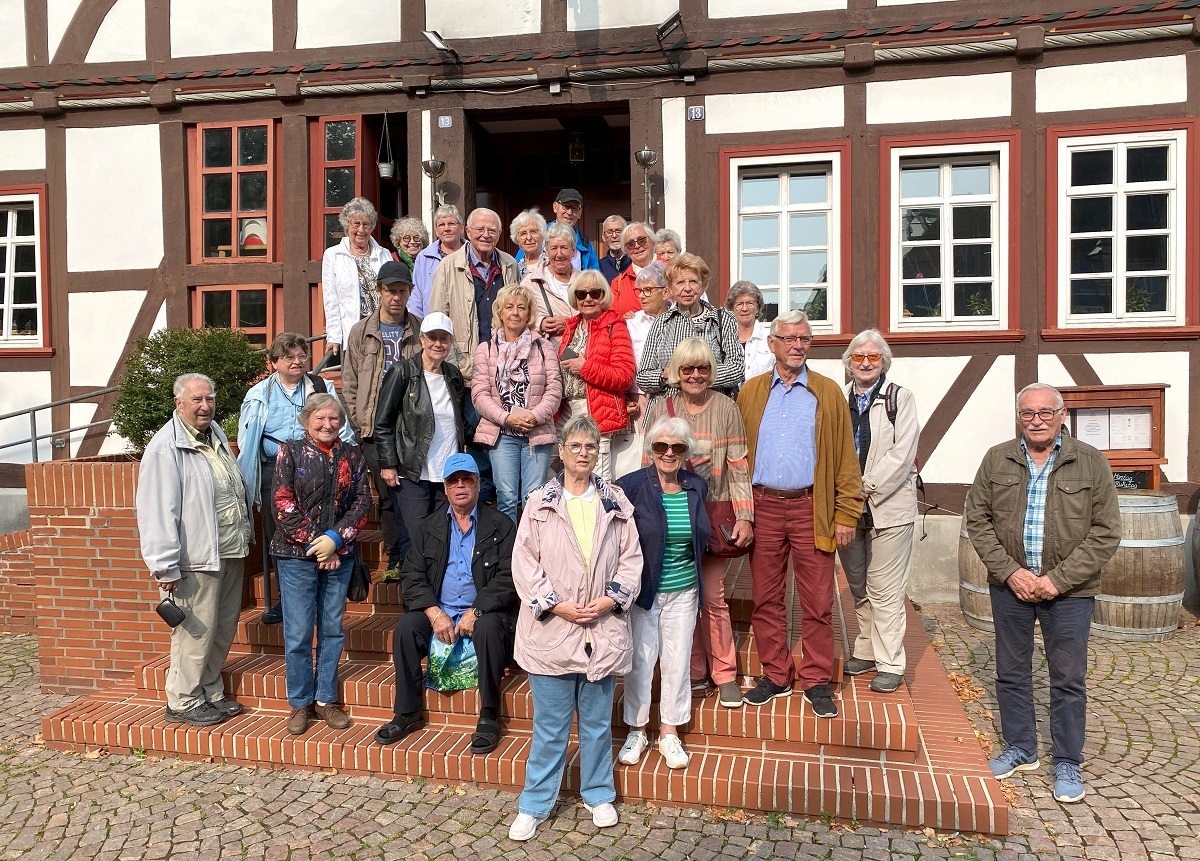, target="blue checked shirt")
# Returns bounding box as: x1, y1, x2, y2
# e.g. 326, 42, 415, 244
751, 367, 817, 490
1021, 435, 1061, 575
